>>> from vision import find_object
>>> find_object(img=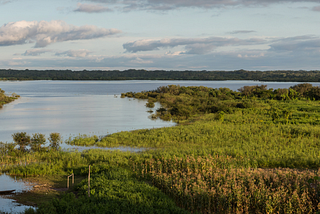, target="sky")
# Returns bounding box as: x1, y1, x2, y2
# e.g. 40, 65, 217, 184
0, 0, 320, 71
